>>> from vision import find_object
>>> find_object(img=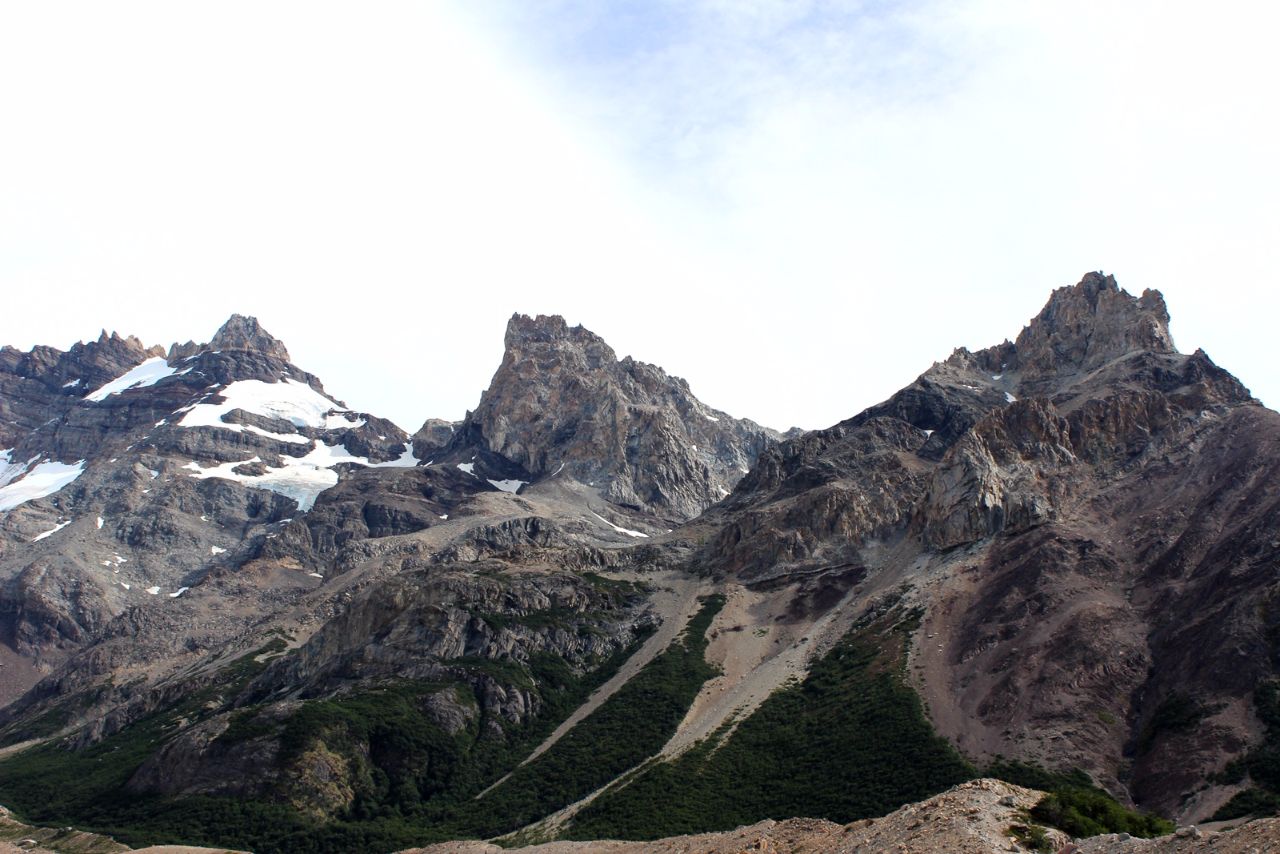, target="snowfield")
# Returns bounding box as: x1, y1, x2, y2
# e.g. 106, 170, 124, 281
178, 378, 349, 435
184, 440, 420, 511
85, 357, 177, 402
0, 459, 87, 512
